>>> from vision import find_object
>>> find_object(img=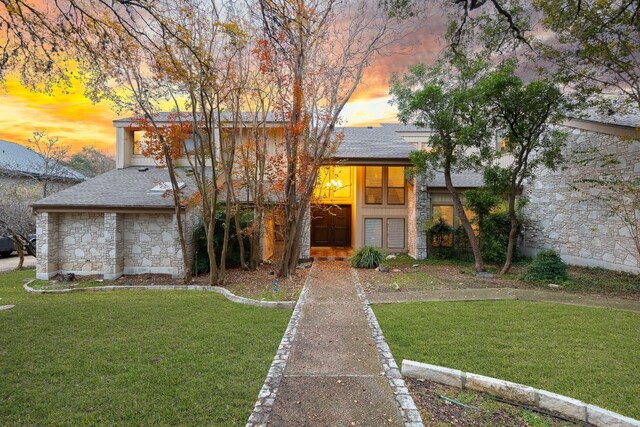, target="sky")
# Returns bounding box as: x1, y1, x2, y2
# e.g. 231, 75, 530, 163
0, 14, 446, 156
